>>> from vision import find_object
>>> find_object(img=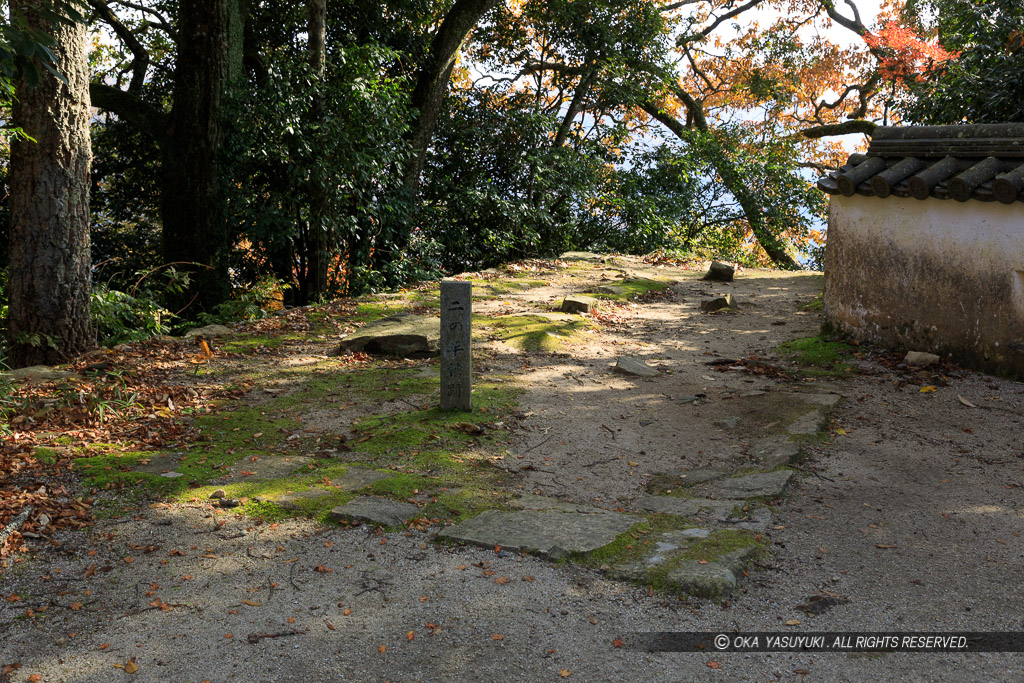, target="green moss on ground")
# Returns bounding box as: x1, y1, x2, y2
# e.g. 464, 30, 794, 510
777, 335, 855, 377
476, 315, 592, 352
587, 278, 671, 301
